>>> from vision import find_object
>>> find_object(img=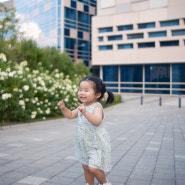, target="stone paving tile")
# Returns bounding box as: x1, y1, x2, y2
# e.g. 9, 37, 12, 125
18, 176, 48, 185
0, 95, 185, 185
